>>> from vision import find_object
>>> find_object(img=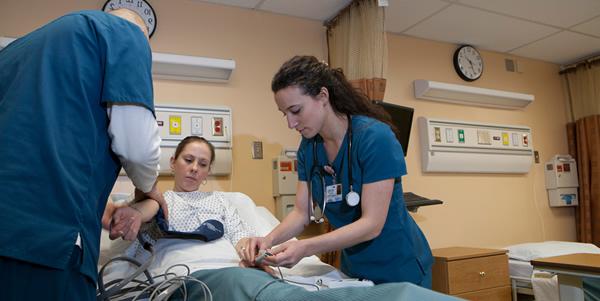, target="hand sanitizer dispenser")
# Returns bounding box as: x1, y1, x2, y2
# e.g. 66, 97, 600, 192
544, 155, 579, 207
